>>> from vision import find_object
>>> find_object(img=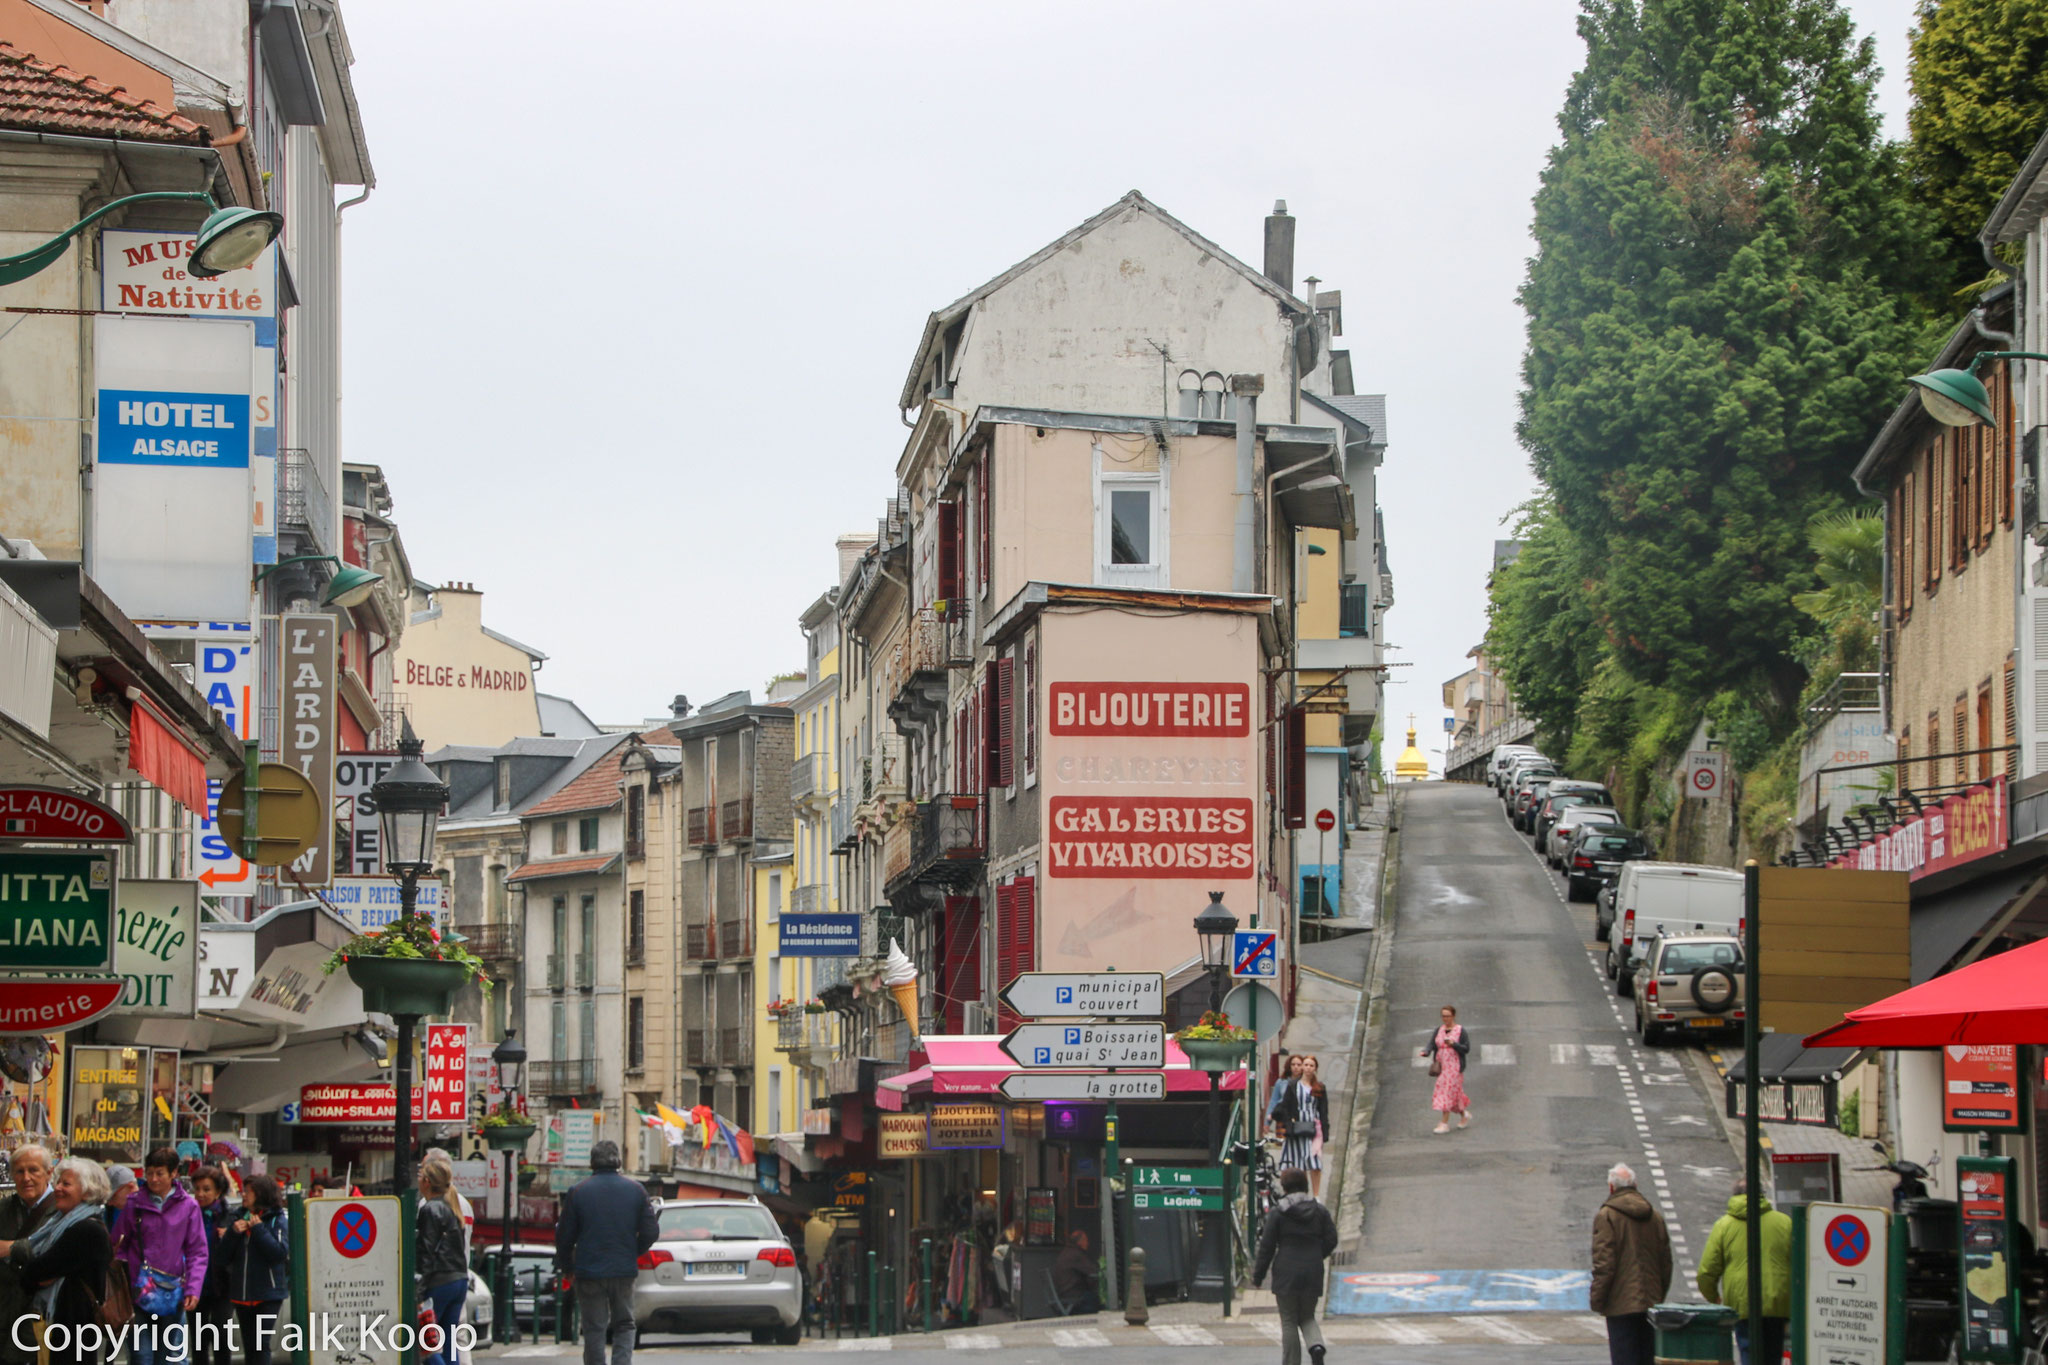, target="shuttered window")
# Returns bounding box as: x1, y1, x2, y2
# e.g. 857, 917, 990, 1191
994, 656, 1015, 788
1954, 703, 1969, 786
1899, 471, 1915, 621
940, 895, 982, 1035
1284, 704, 1307, 830
1022, 641, 1038, 783
1923, 446, 1940, 592
2005, 658, 2018, 779
978, 450, 992, 595
936, 500, 961, 604
1996, 365, 2015, 526
1978, 684, 1994, 782
1979, 416, 1998, 547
